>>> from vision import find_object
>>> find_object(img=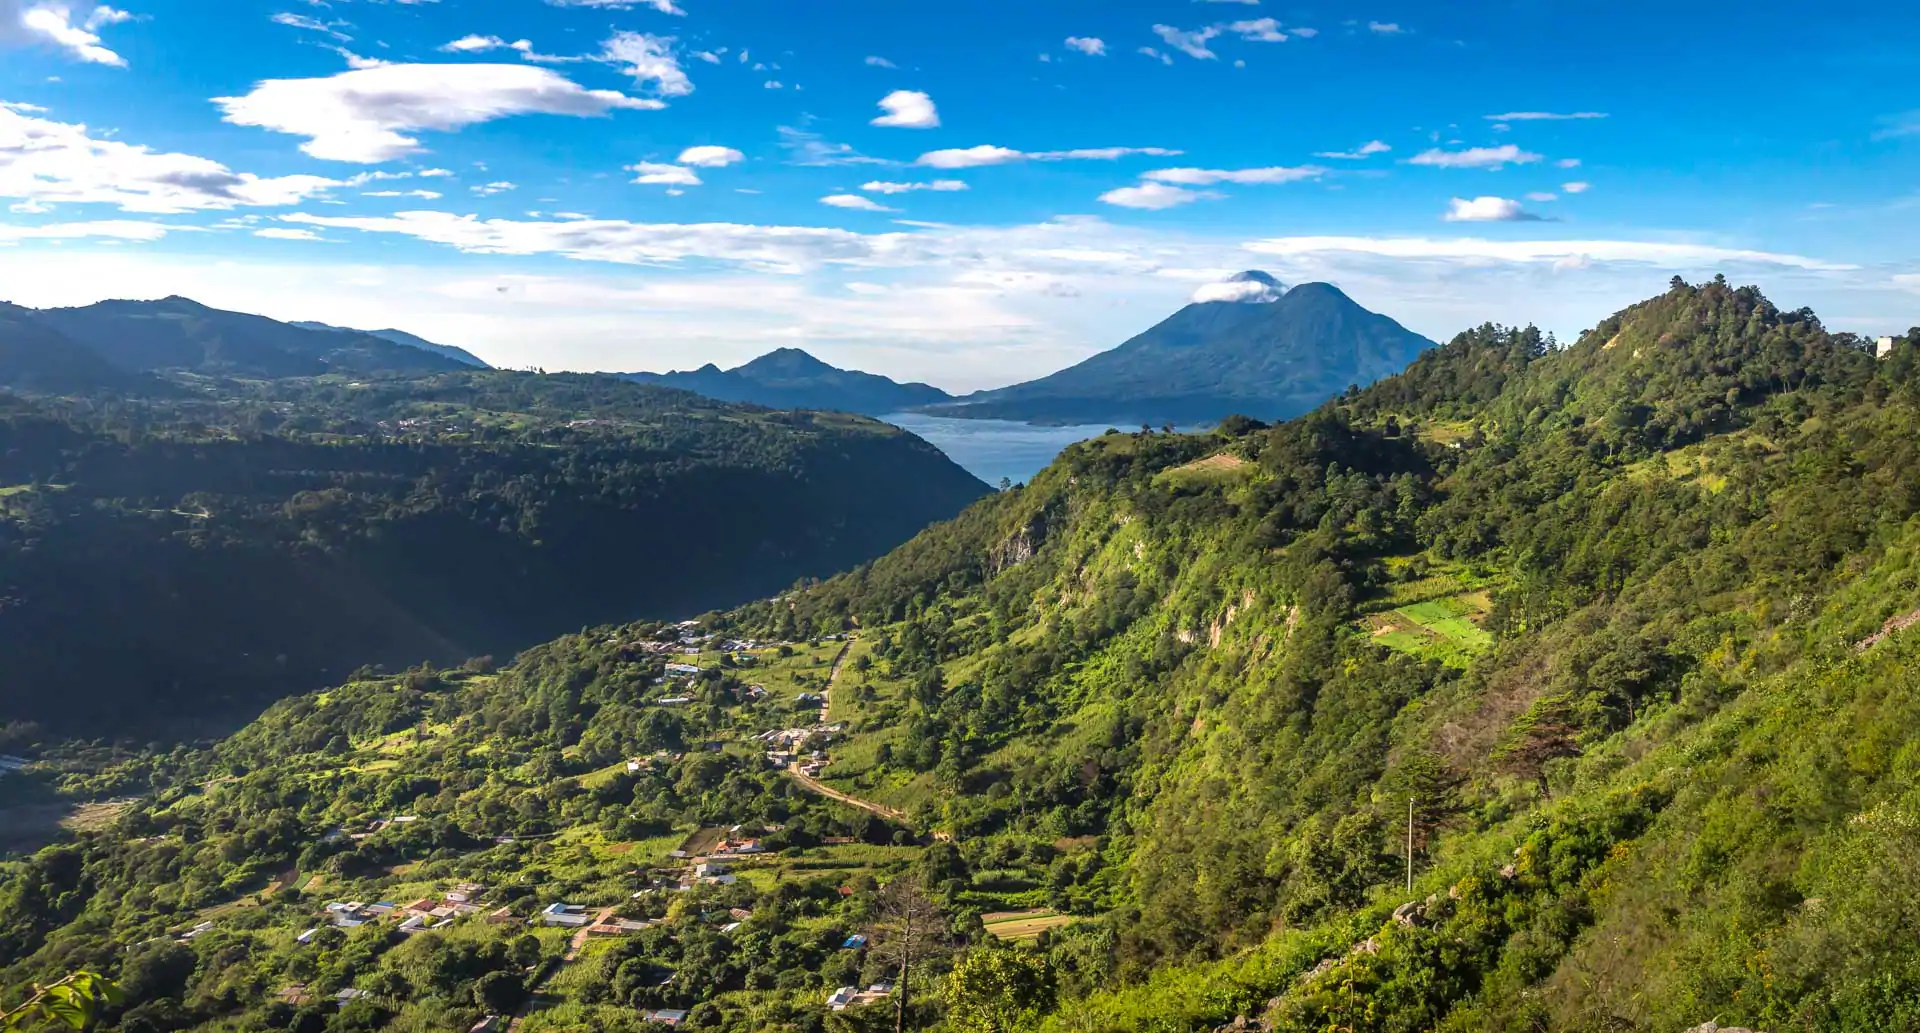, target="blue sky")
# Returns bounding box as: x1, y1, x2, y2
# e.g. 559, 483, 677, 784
0, 0, 1915, 389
